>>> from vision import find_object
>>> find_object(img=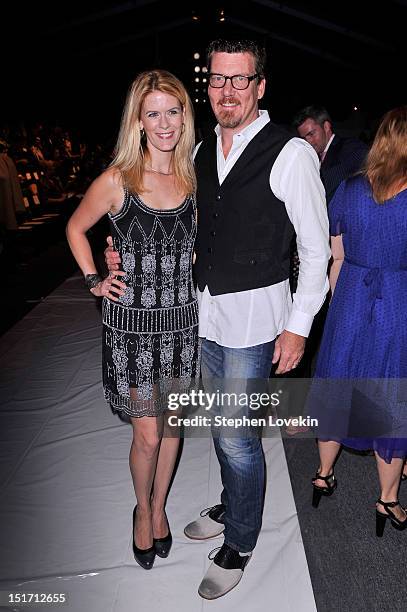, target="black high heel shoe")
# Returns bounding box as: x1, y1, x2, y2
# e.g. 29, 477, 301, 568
153, 512, 172, 558
376, 499, 407, 537
311, 470, 337, 508
132, 505, 155, 570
